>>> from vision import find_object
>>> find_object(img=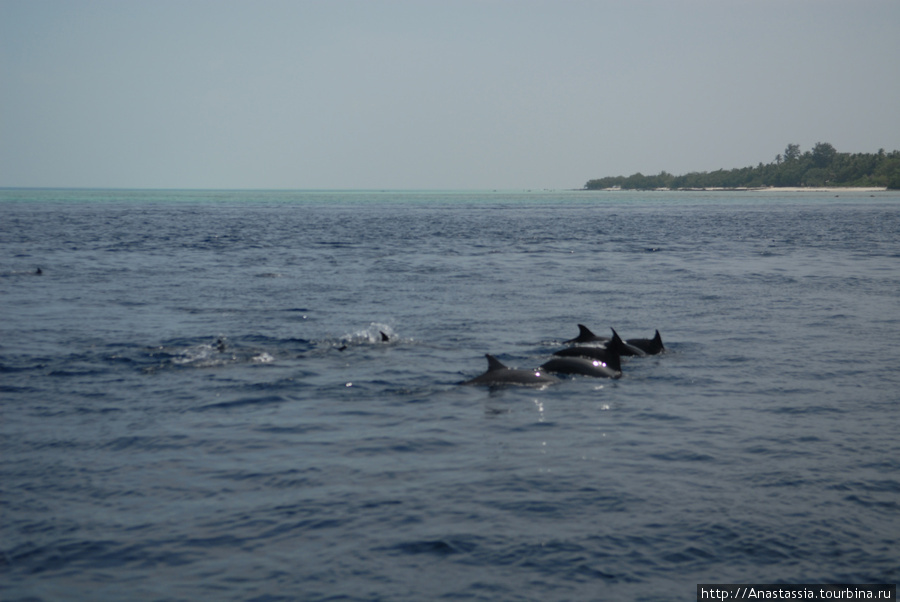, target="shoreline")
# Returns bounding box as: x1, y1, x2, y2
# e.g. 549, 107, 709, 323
587, 186, 889, 192
752, 186, 887, 192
